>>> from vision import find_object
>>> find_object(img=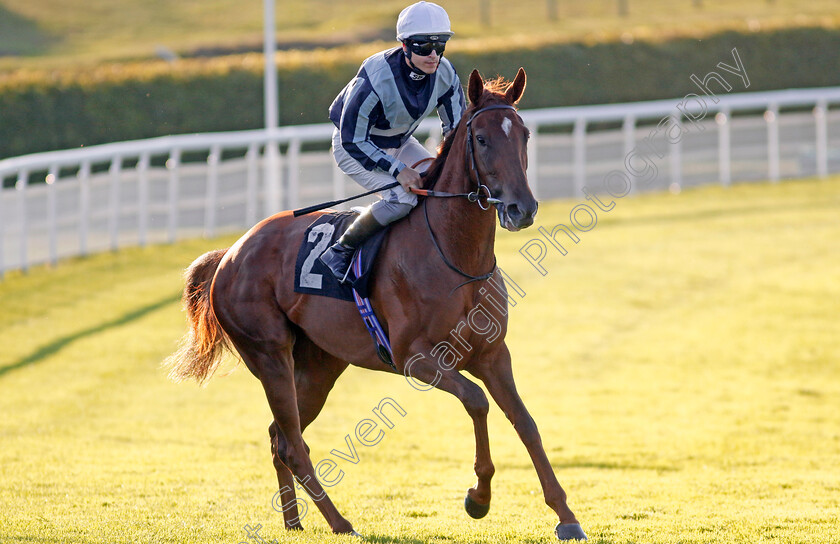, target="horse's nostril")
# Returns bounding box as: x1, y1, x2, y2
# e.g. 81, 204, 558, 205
508, 204, 522, 220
